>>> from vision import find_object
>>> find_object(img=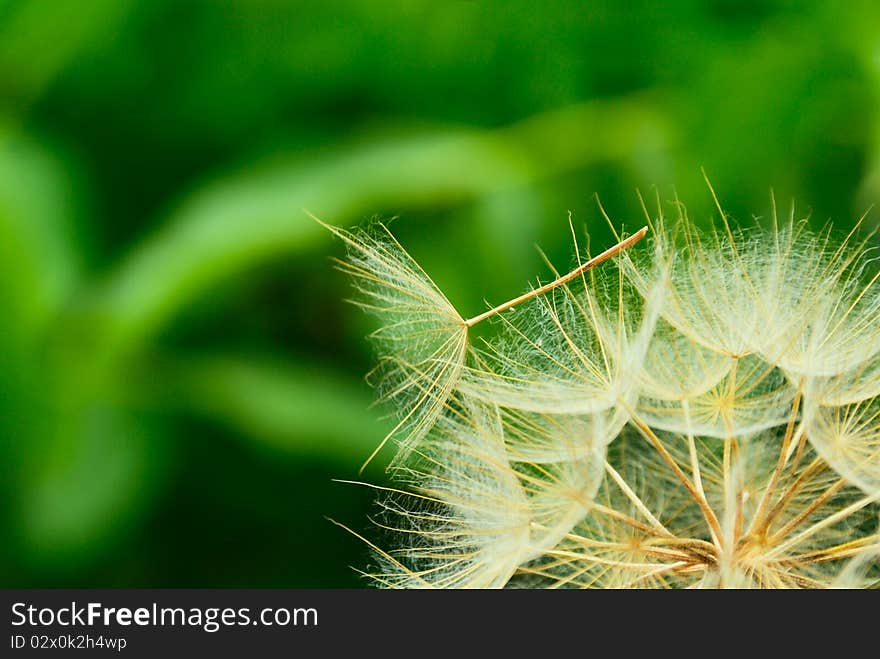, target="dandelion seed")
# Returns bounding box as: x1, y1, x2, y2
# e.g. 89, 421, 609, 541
804, 395, 880, 496
358, 399, 606, 588
315, 217, 469, 468
638, 351, 796, 438
317, 212, 646, 468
